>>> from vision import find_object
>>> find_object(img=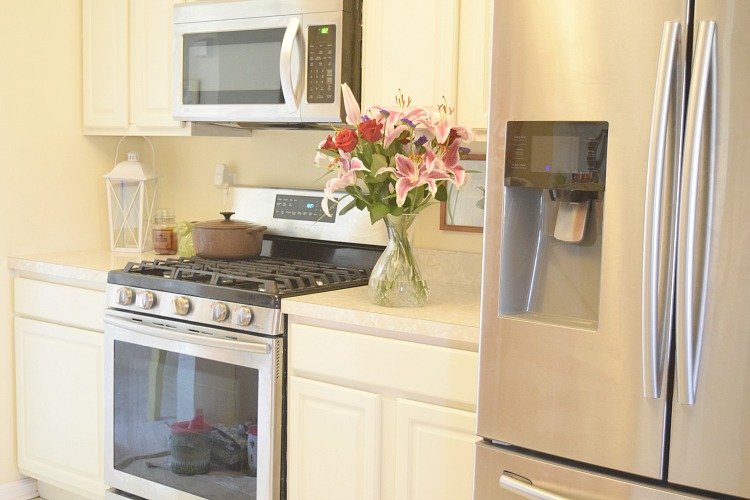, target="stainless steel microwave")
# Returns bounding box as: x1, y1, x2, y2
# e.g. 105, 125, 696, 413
173, 0, 362, 126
